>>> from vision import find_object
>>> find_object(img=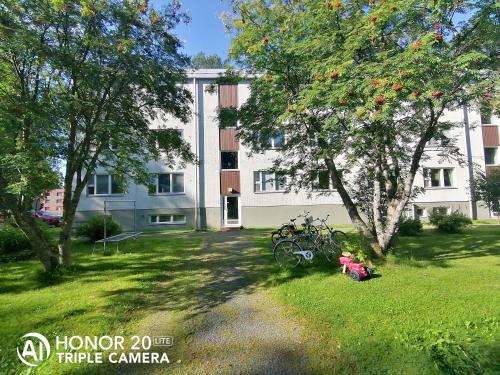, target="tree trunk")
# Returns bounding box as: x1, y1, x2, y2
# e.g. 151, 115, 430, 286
324, 157, 383, 254
13, 213, 58, 272
58, 194, 79, 267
